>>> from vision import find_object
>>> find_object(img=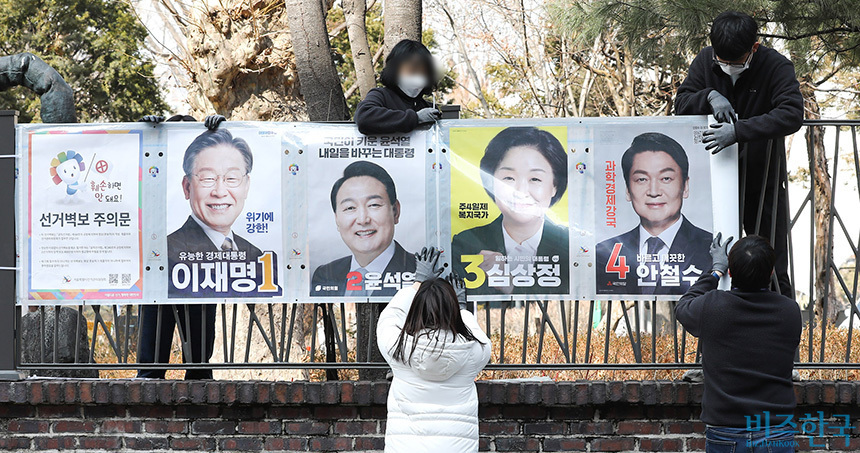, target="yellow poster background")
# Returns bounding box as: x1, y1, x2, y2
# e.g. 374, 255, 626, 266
449, 126, 570, 237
